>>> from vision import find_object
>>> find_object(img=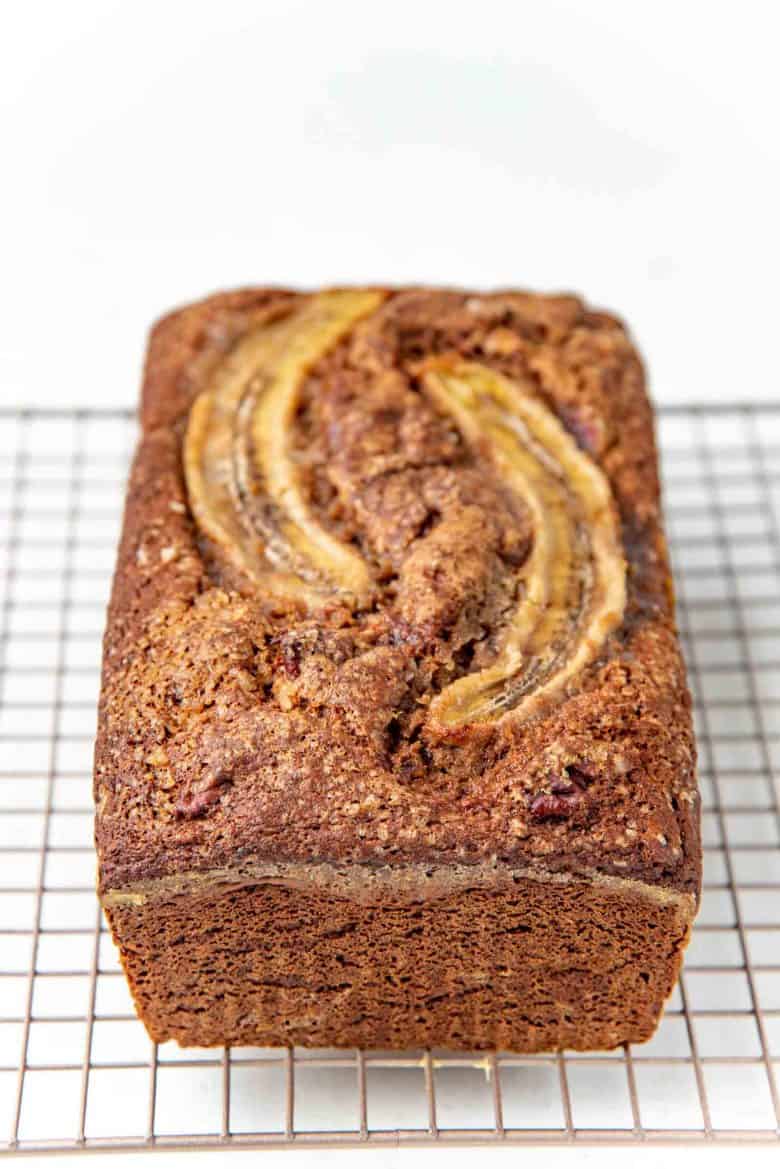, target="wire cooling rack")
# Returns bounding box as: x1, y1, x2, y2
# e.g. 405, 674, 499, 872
0, 403, 778, 1153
